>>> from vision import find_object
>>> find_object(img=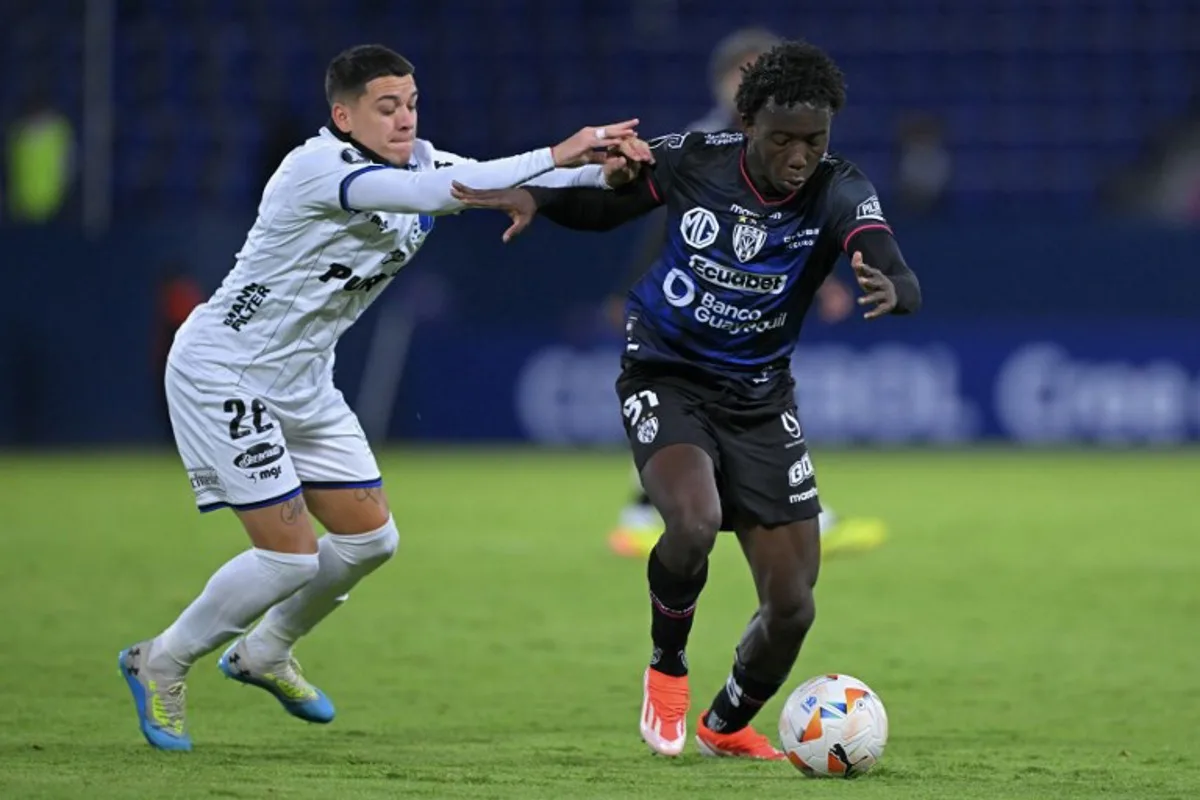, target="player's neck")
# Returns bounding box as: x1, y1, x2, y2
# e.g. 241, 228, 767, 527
742, 151, 788, 201
325, 118, 393, 167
